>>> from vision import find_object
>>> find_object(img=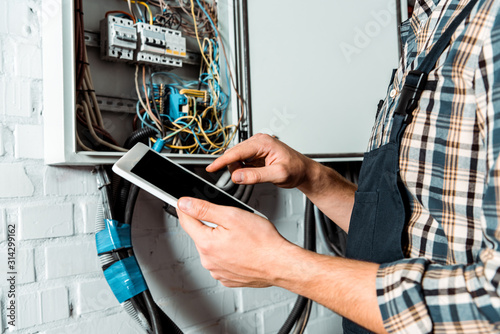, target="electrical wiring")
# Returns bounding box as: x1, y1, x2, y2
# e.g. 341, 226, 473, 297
292, 299, 312, 334
75, 1, 126, 152
76, 131, 93, 151
135, 65, 163, 134
139, 76, 234, 154
142, 66, 165, 137
189, 0, 247, 150
162, 98, 197, 140
127, 0, 134, 20
123, 0, 153, 24
183, 4, 236, 153
79, 102, 128, 152
105, 10, 136, 22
